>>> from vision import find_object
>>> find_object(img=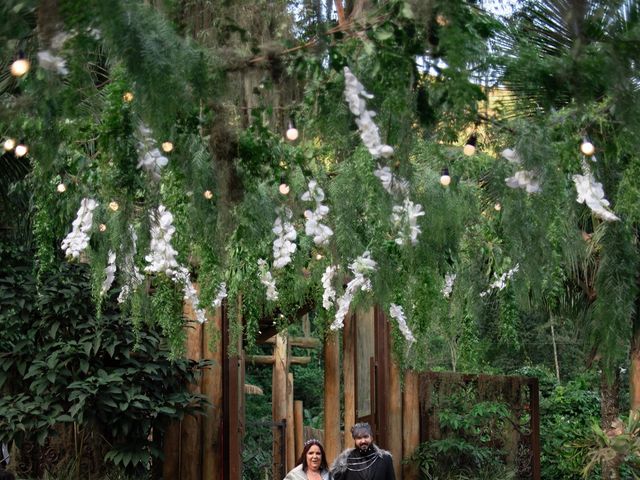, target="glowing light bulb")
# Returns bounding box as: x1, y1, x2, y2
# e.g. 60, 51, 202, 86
10, 57, 30, 77
315, 254, 323, 260
203, 190, 213, 199
14, 144, 28, 157
279, 182, 290, 195
99, 223, 107, 232
463, 134, 477, 156
580, 139, 595, 156
57, 183, 66, 193
108, 201, 119, 211
3, 138, 16, 151
494, 202, 502, 211
161, 141, 173, 153
122, 92, 134, 102
285, 120, 298, 141
440, 168, 451, 187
